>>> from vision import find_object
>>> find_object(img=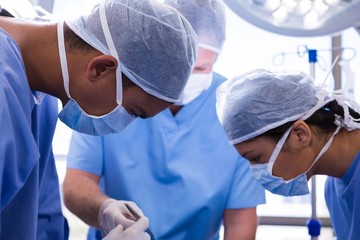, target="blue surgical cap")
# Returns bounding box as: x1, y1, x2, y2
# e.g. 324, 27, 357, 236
216, 69, 323, 144
164, 0, 226, 53
66, 0, 198, 102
